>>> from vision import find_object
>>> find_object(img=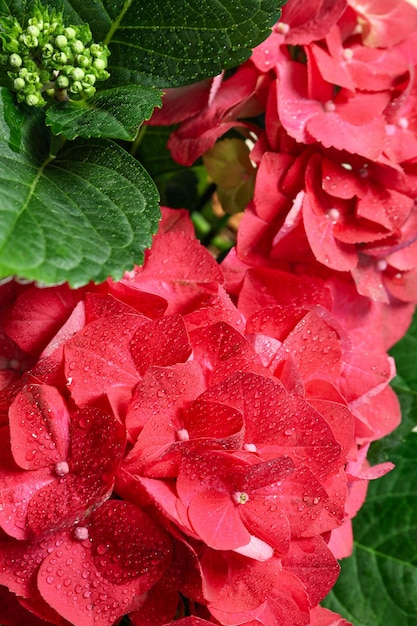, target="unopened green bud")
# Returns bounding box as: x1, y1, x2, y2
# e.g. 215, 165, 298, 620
83, 73, 96, 85
18, 67, 29, 78
93, 57, 107, 71
9, 53, 22, 67
64, 27, 76, 40
72, 67, 85, 81
55, 34, 67, 48
53, 51, 67, 64
42, 43, 54, 58
69, 80, 83, 93
89, 43, 102, 57
20, 33, 38, 48
26, 72, 40, 85
26, 93, 40, 106
29, 17, 43, 29
71, 39, 84, 54
56, 74, 69, 88
13, 77, 25, 90
76, 54, 90, 67
27, 24, 40, 38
